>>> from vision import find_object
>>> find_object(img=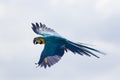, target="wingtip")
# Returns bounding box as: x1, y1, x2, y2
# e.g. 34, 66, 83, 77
35, 22, 39, 27
31, 23, 36, 28
40, 22, 43, 27
31, 23, 34, 26
31, 23, 34, 29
